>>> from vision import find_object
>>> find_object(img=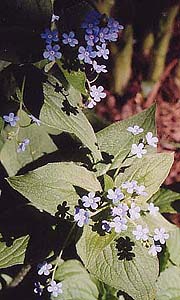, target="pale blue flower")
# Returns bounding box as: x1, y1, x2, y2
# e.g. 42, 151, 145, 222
78, 46, 96, 64
107, 188, 124, 204
146, 132, 158, 147
96, 43, 109, 59
132, 225, 149, 241
127, 125, 144, 135
153, 228, 169, 244
93, 61, 107, 73
111, 203, 128, 217
109, 216, 127, 233
147, 203, 159, 216
17, 138, 30, 153
47, 280, 63, 297
38, 261, 52, 276
121, 180, 138, 194
62, 31, 78, 47
82, 192, 100, 210
51, 14, 60, 22
148, 243, 162, 256
131, 143, 147, 158
98, 27, 109, 43
3, 112, 19, 127
74, 208, 89, 227
90, 85, 106, 102
43, 44, 62, 61
85, 27, 99, 46
129, 203, 140, 220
